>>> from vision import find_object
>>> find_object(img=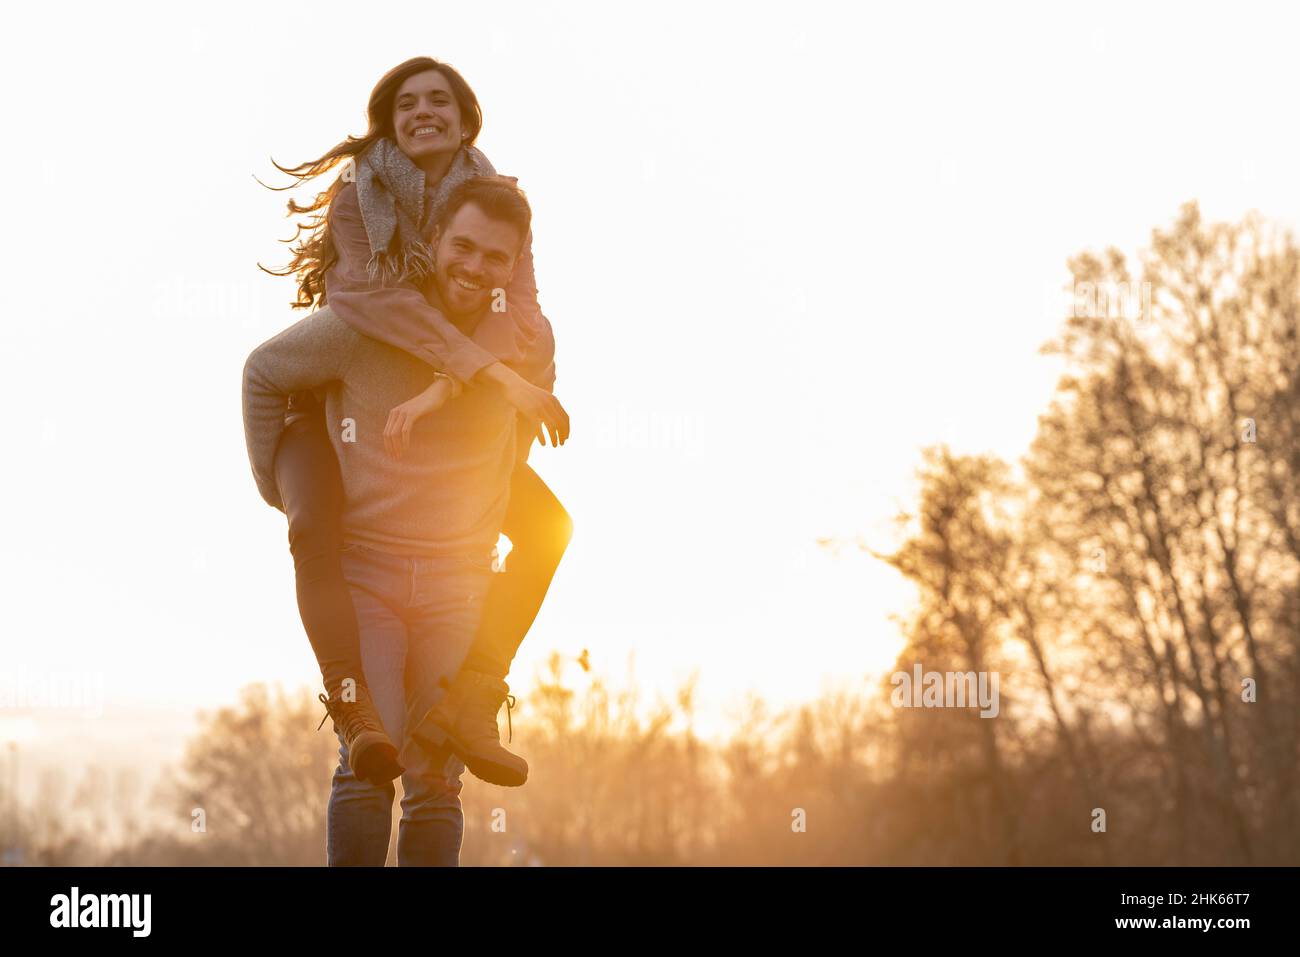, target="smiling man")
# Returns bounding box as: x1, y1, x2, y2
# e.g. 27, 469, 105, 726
242, 177, 551, 866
